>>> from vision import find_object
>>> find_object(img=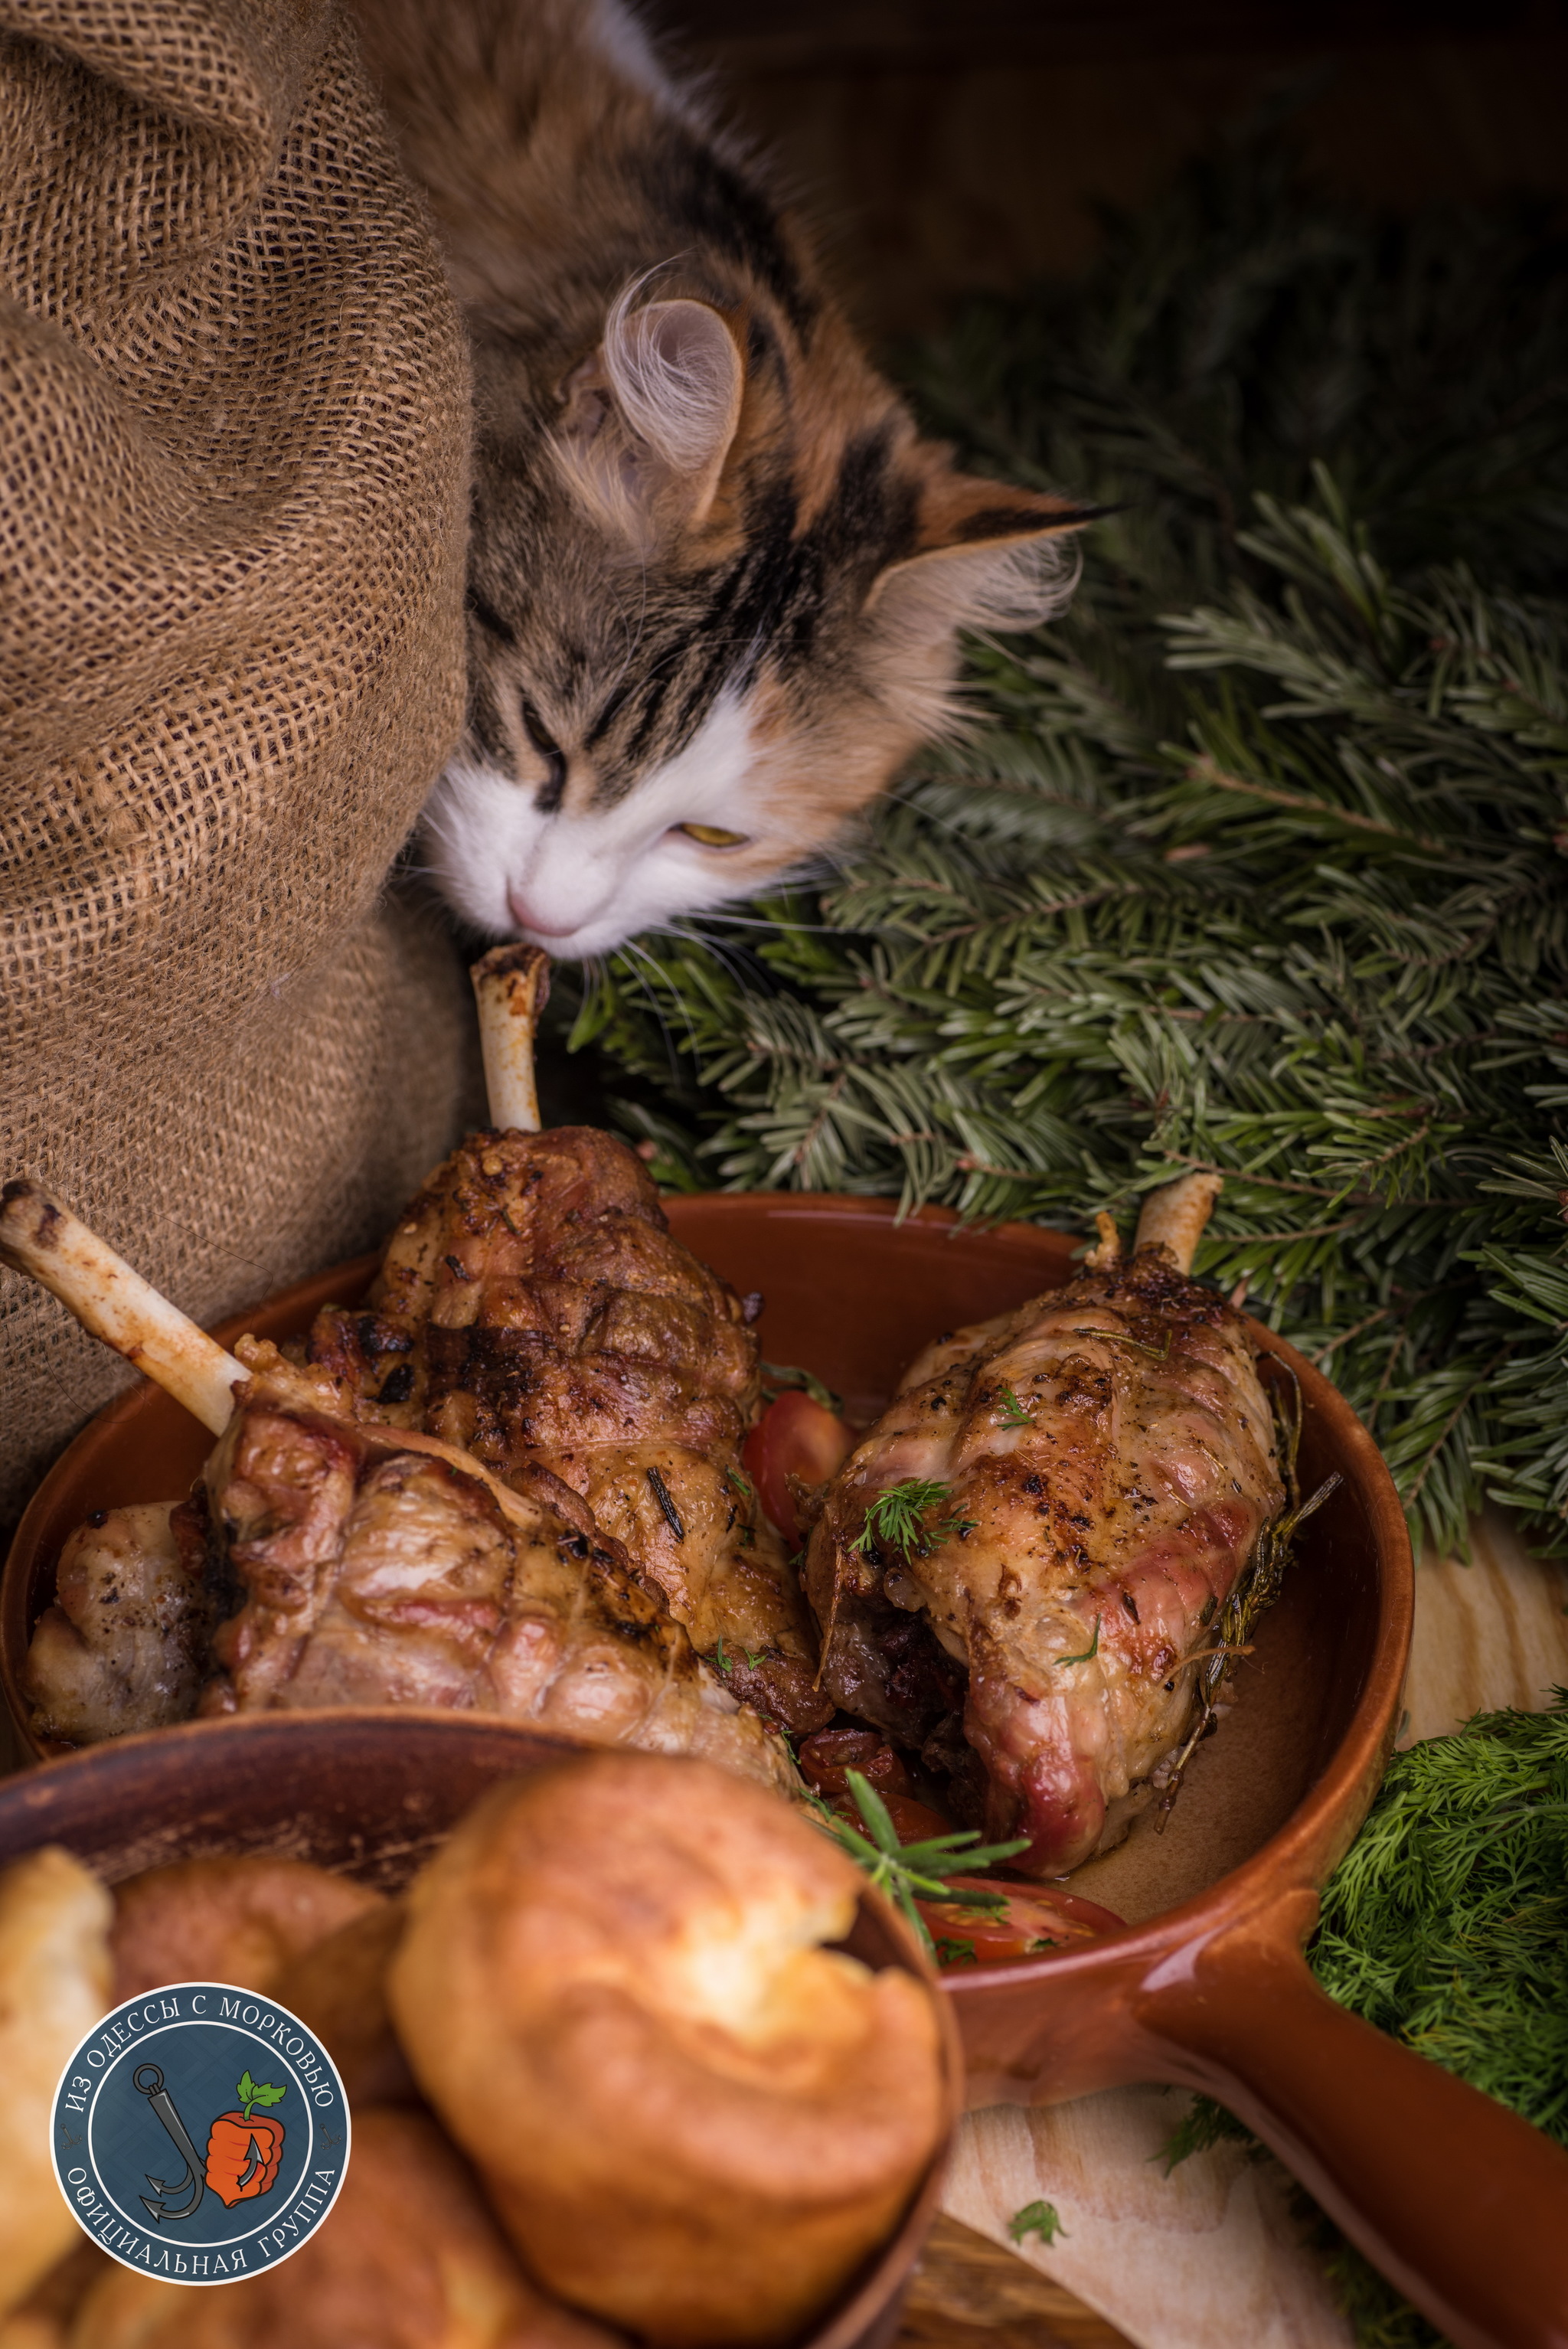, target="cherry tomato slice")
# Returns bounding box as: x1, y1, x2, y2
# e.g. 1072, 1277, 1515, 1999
743, 1390, 855, 1542
916, 1875, 1125, 1968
